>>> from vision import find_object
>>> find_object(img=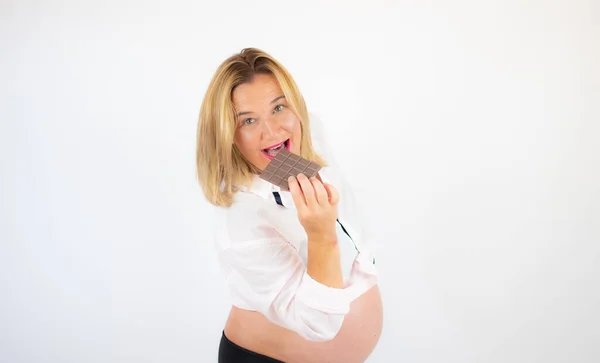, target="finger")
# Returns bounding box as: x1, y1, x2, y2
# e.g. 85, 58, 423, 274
296, 173, 316, 208
323, 183, 339, 206
287, 176, 307, 209
310, 177, 329, 205
323, 181, 333, 202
